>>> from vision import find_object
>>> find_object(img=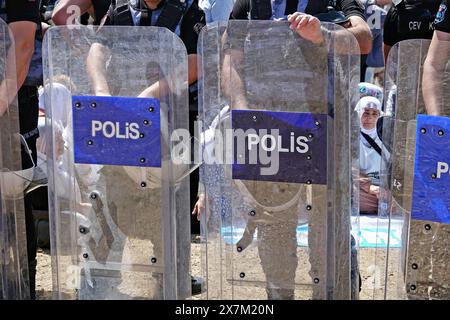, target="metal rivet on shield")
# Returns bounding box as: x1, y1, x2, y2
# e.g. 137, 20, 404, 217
249, 210, 256, 216
424, 224, 431, 231
411, 263, 418, 270
410, 284, 417, 291
306, 180, 312, 185
143, 120, 152, 126
151, 257, 157, 264
420, 128, 427, 134
314, 278, 320, 284
314, 120, 320, 127
140, 158, 146, 164
87, 140, 94, 146
307, 133, 314, 140
306, 205, 312, 211
237, 246, 243, 252
431, 173, 437, 179
306, 155, 312, 160
91, 102, 97, 108
79, 226, 87, 234
140, 133, 145, 139
90, 193, 98, 200
252, 115, 257, 122
82, 253, 89, 259
438, 130, 444, 136
239, 272, 246, 278
140, 182, 147, 188
149, 106, 155, 112
75, 102, 81, 109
